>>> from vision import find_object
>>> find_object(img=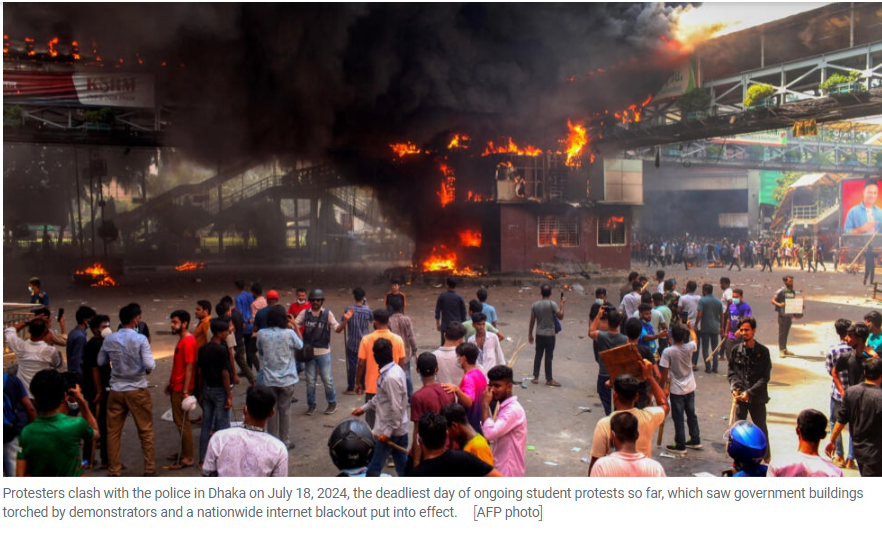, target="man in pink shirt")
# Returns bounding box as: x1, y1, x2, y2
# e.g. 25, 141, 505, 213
481, 365, 527, 477
591, 412, 666, 477
442, 343, 487, 435
768, 408, 842, 477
